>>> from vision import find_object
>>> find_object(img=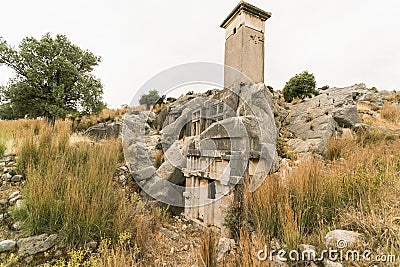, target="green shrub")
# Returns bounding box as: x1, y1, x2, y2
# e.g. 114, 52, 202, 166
282, 71, 318, 102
